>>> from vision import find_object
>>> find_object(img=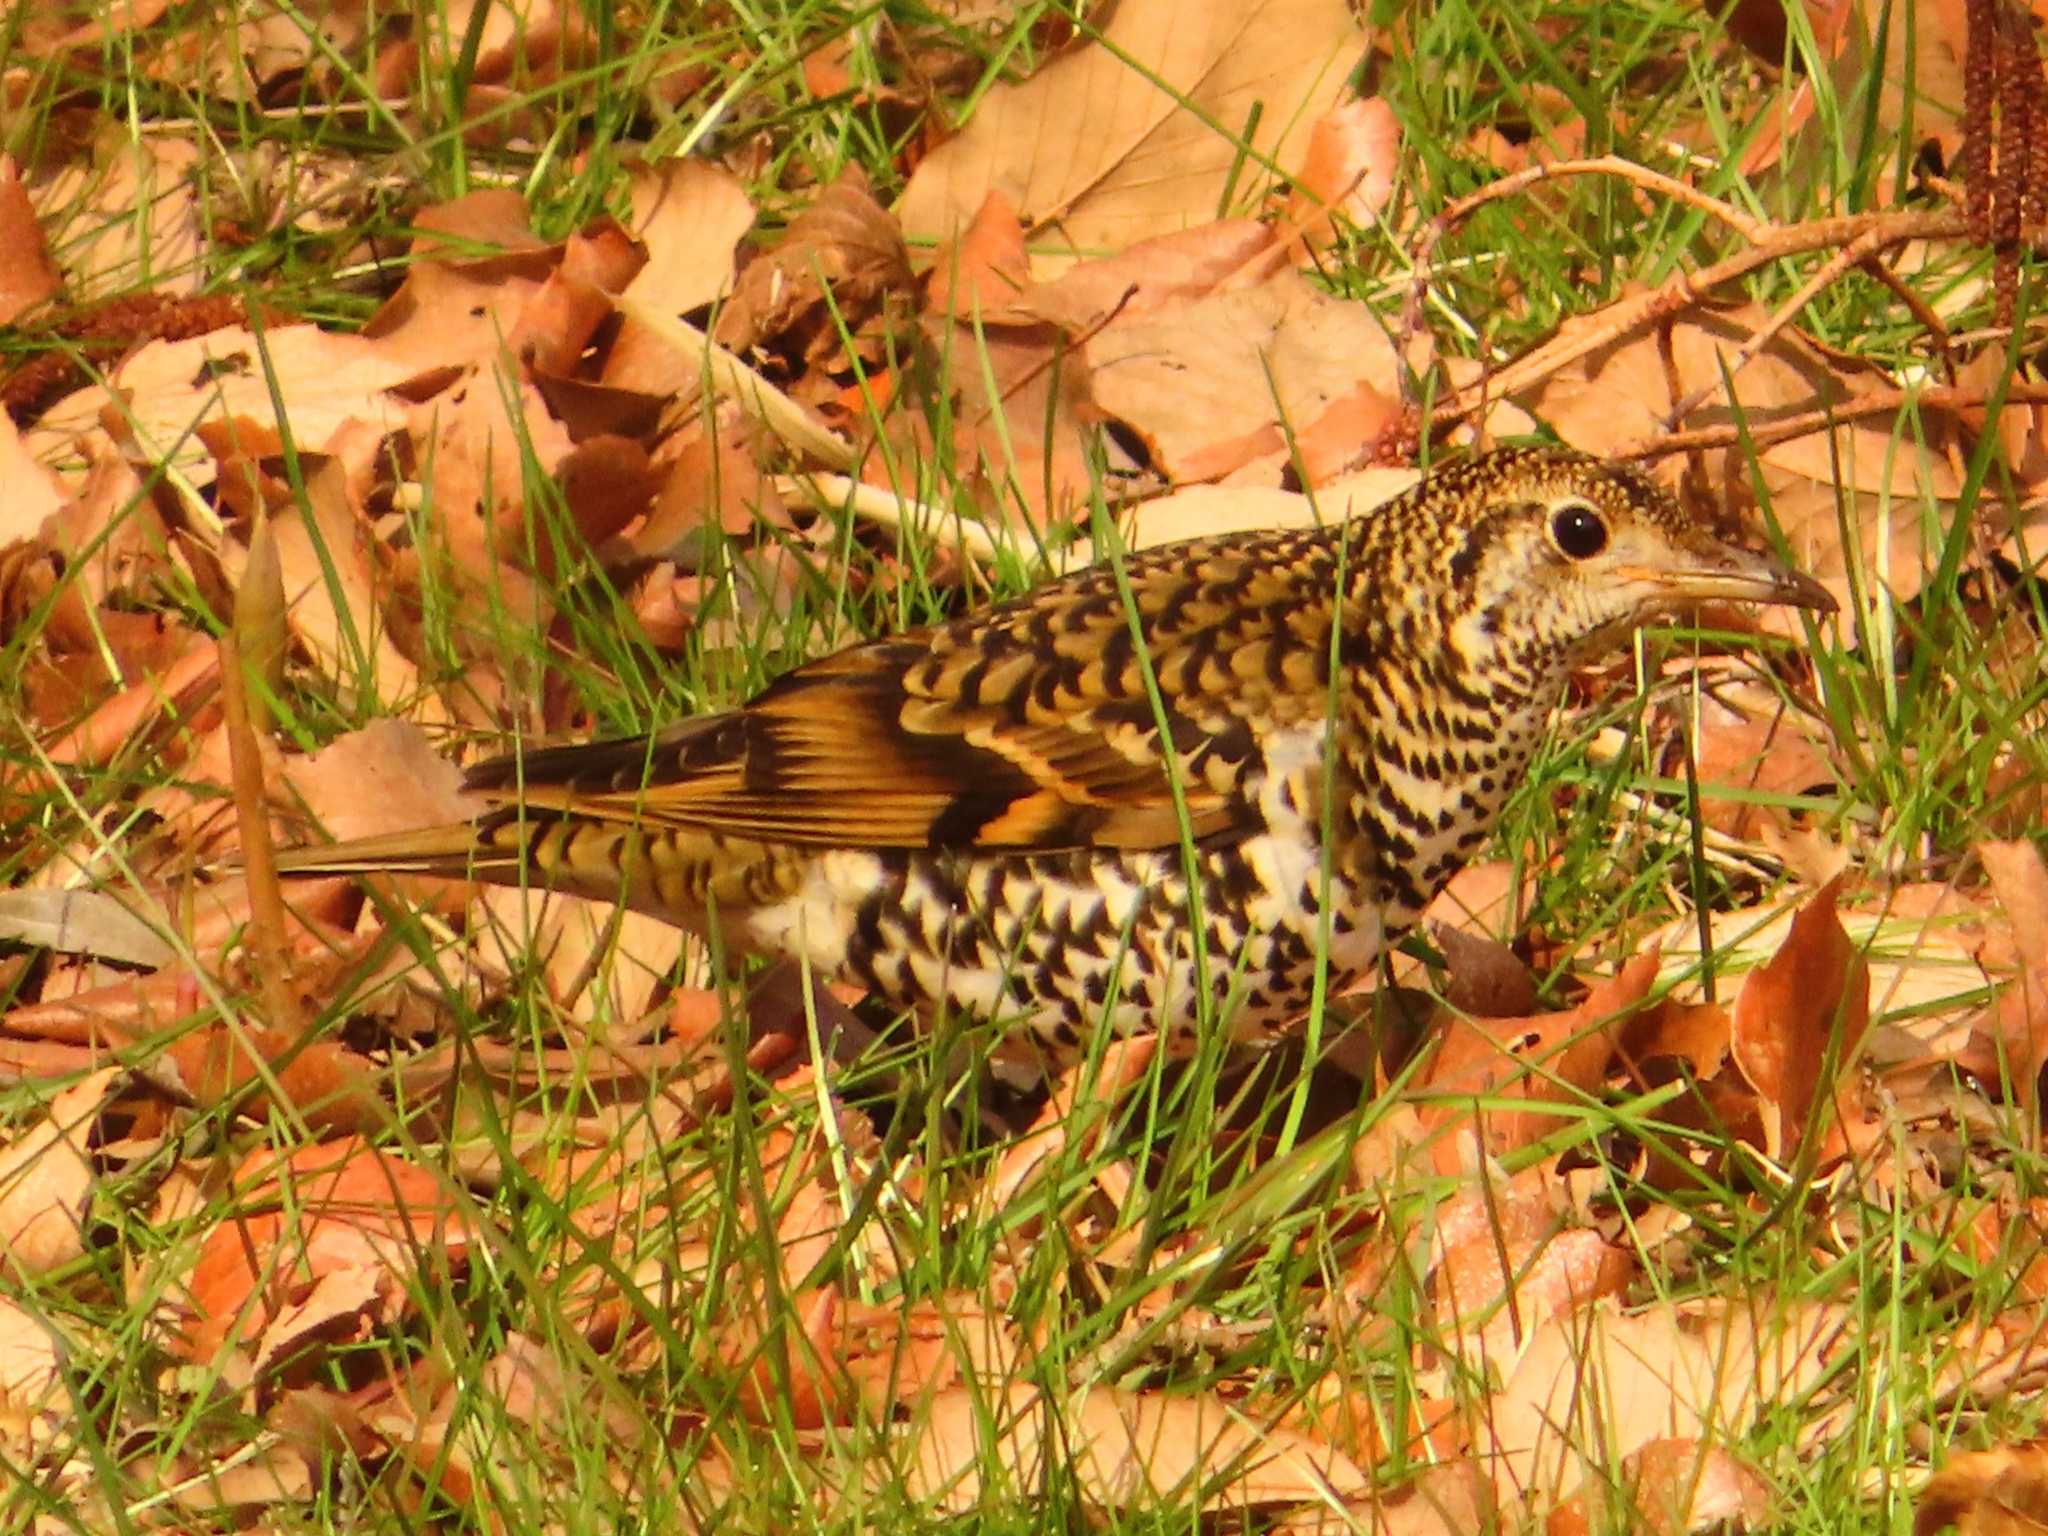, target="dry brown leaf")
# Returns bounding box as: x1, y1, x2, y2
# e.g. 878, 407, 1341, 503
896, 1381, 1372, 1515
0, 153, 60, 324
551, 432, 664, 556
180, 1137, 476, 1365
1729, 874, 1873, 1160
619, 156, 754, 319
361, 260, 546, 378
0, 1067, 121, 1276
263, 460, 444, 720
1682, 679, 1838, 842
1084, 267, 1410, 487
714, 167, 913, 386
1426, 924, 1539, 1020
0, 1296, 65, 1430
286, 721, 474, 849
8, 0, 171, 57
1417, 951, 1660, 1173
1963, 841, 2048, 1116
470, 885, 688, 1038
0, 415, 68, 545
508, 222, 644, 377
1007, 220, 1279, 334
882, 299, 1099, 531
898, 0, 1368, 267
1483, 1294, 1851, 1511
1281, 96, 1401, 257
1274, 1459, 1497, 1536
0, 889, 177, 967
980, 1035, 1158, 1223
1546, 1436, 1773, 1535
29, 322, 423, 497
925, 191, 1034, 318
623, 421, 788, 562
1431, 1172, 1635, 1378
32, 129, 205, 300
379, 1332, 653, 1512
1918, 1439, 2048, 1535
